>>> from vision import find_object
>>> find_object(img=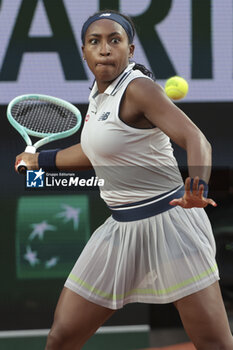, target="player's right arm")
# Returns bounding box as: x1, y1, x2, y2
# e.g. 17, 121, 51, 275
15, 143, 93, 171
56, 144, 92, 170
